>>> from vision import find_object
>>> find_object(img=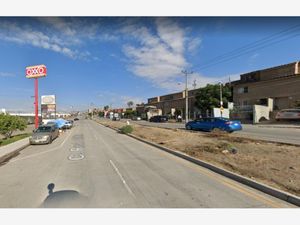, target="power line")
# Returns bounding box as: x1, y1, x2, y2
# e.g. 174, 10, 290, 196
192, 23, 300, 71
195, 32, 300, 71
